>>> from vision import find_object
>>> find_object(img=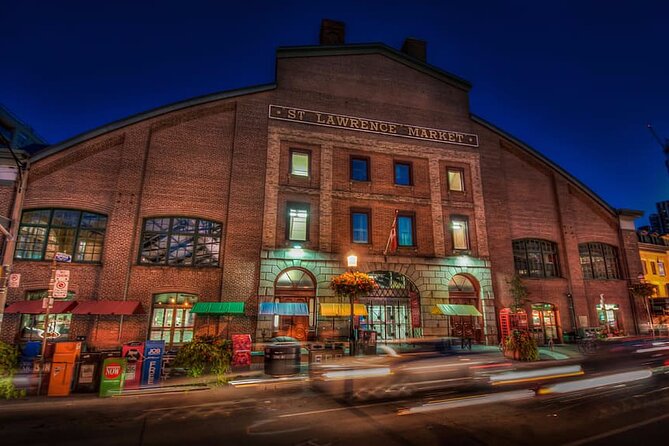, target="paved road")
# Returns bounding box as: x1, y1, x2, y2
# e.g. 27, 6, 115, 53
1, 369, 668, 446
